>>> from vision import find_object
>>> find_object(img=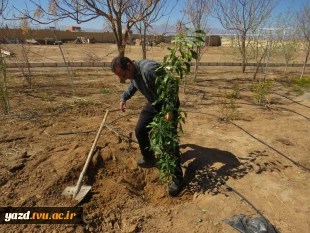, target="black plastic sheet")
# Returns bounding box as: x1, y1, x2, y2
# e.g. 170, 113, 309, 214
223, 214, 280, 233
